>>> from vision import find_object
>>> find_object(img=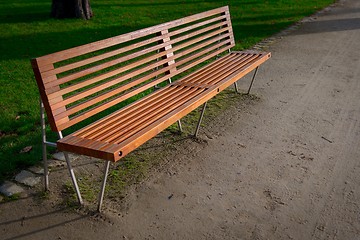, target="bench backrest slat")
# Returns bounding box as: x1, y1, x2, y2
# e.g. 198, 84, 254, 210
32, 6, 234, 131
